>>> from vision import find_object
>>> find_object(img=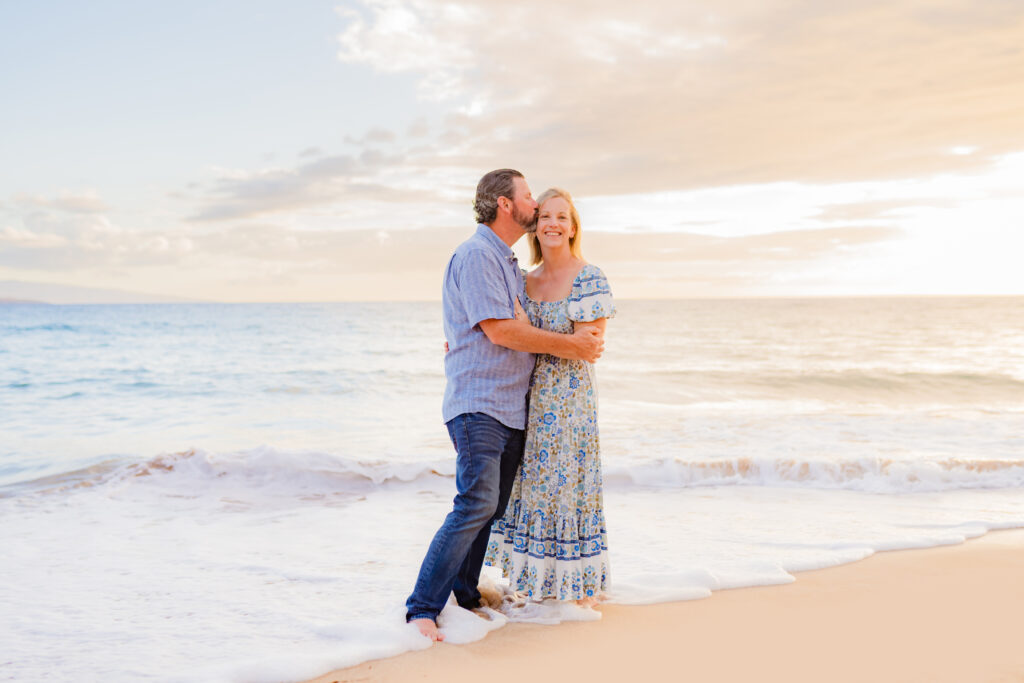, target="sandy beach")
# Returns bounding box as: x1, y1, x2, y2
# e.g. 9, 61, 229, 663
307, 529, 1024, 683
